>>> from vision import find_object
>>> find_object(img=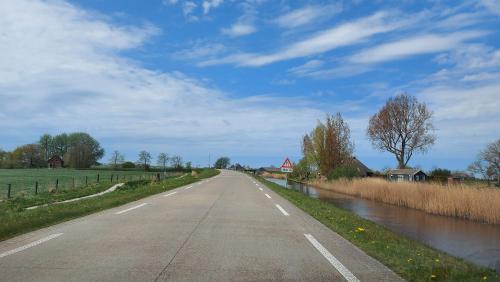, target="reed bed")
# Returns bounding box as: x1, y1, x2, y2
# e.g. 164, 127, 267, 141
311, 178, 500, 224
260, 172, 287, 179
